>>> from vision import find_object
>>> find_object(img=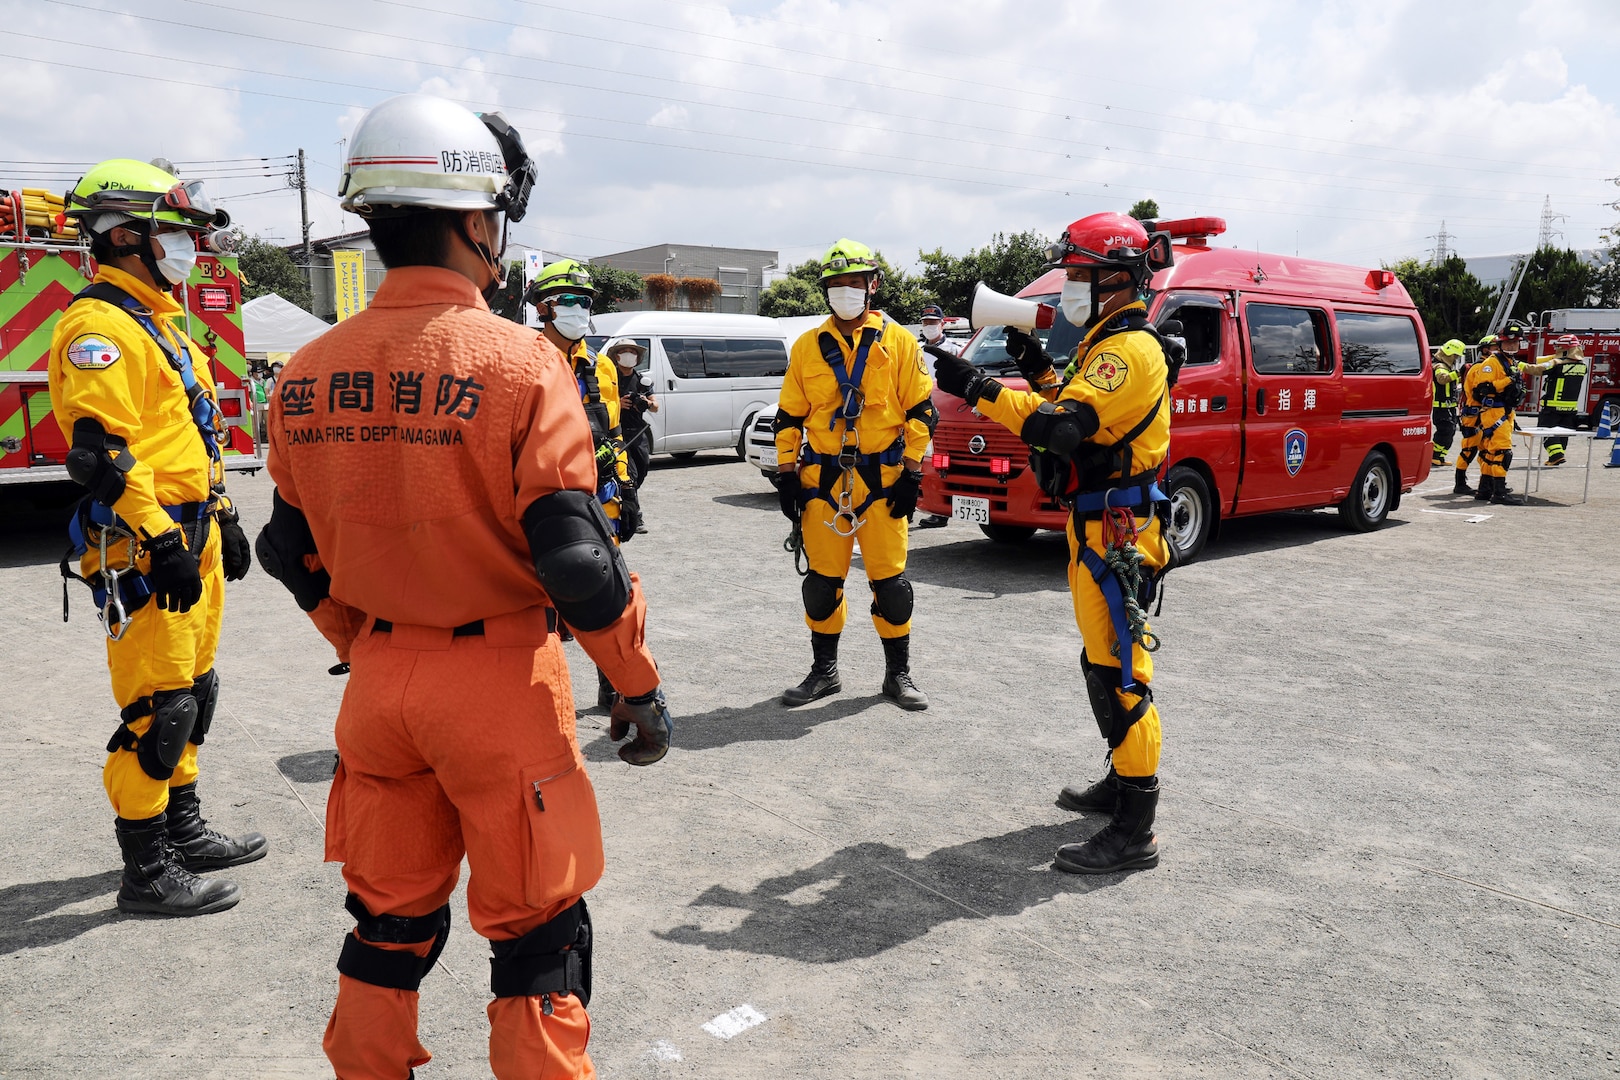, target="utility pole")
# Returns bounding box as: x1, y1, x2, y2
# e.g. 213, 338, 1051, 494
1429, 220, 1451, 265
297, 148, 312, 288
1537, 195, 1566, 249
